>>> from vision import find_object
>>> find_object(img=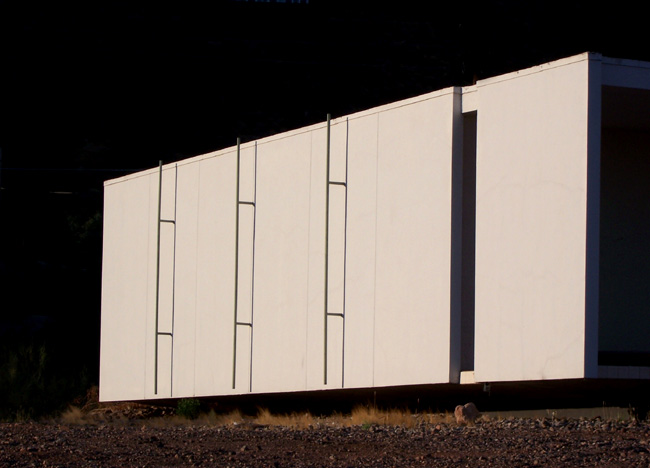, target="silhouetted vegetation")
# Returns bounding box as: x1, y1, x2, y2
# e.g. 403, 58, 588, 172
0, 334, 90, 421
176, 399, 202, 420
